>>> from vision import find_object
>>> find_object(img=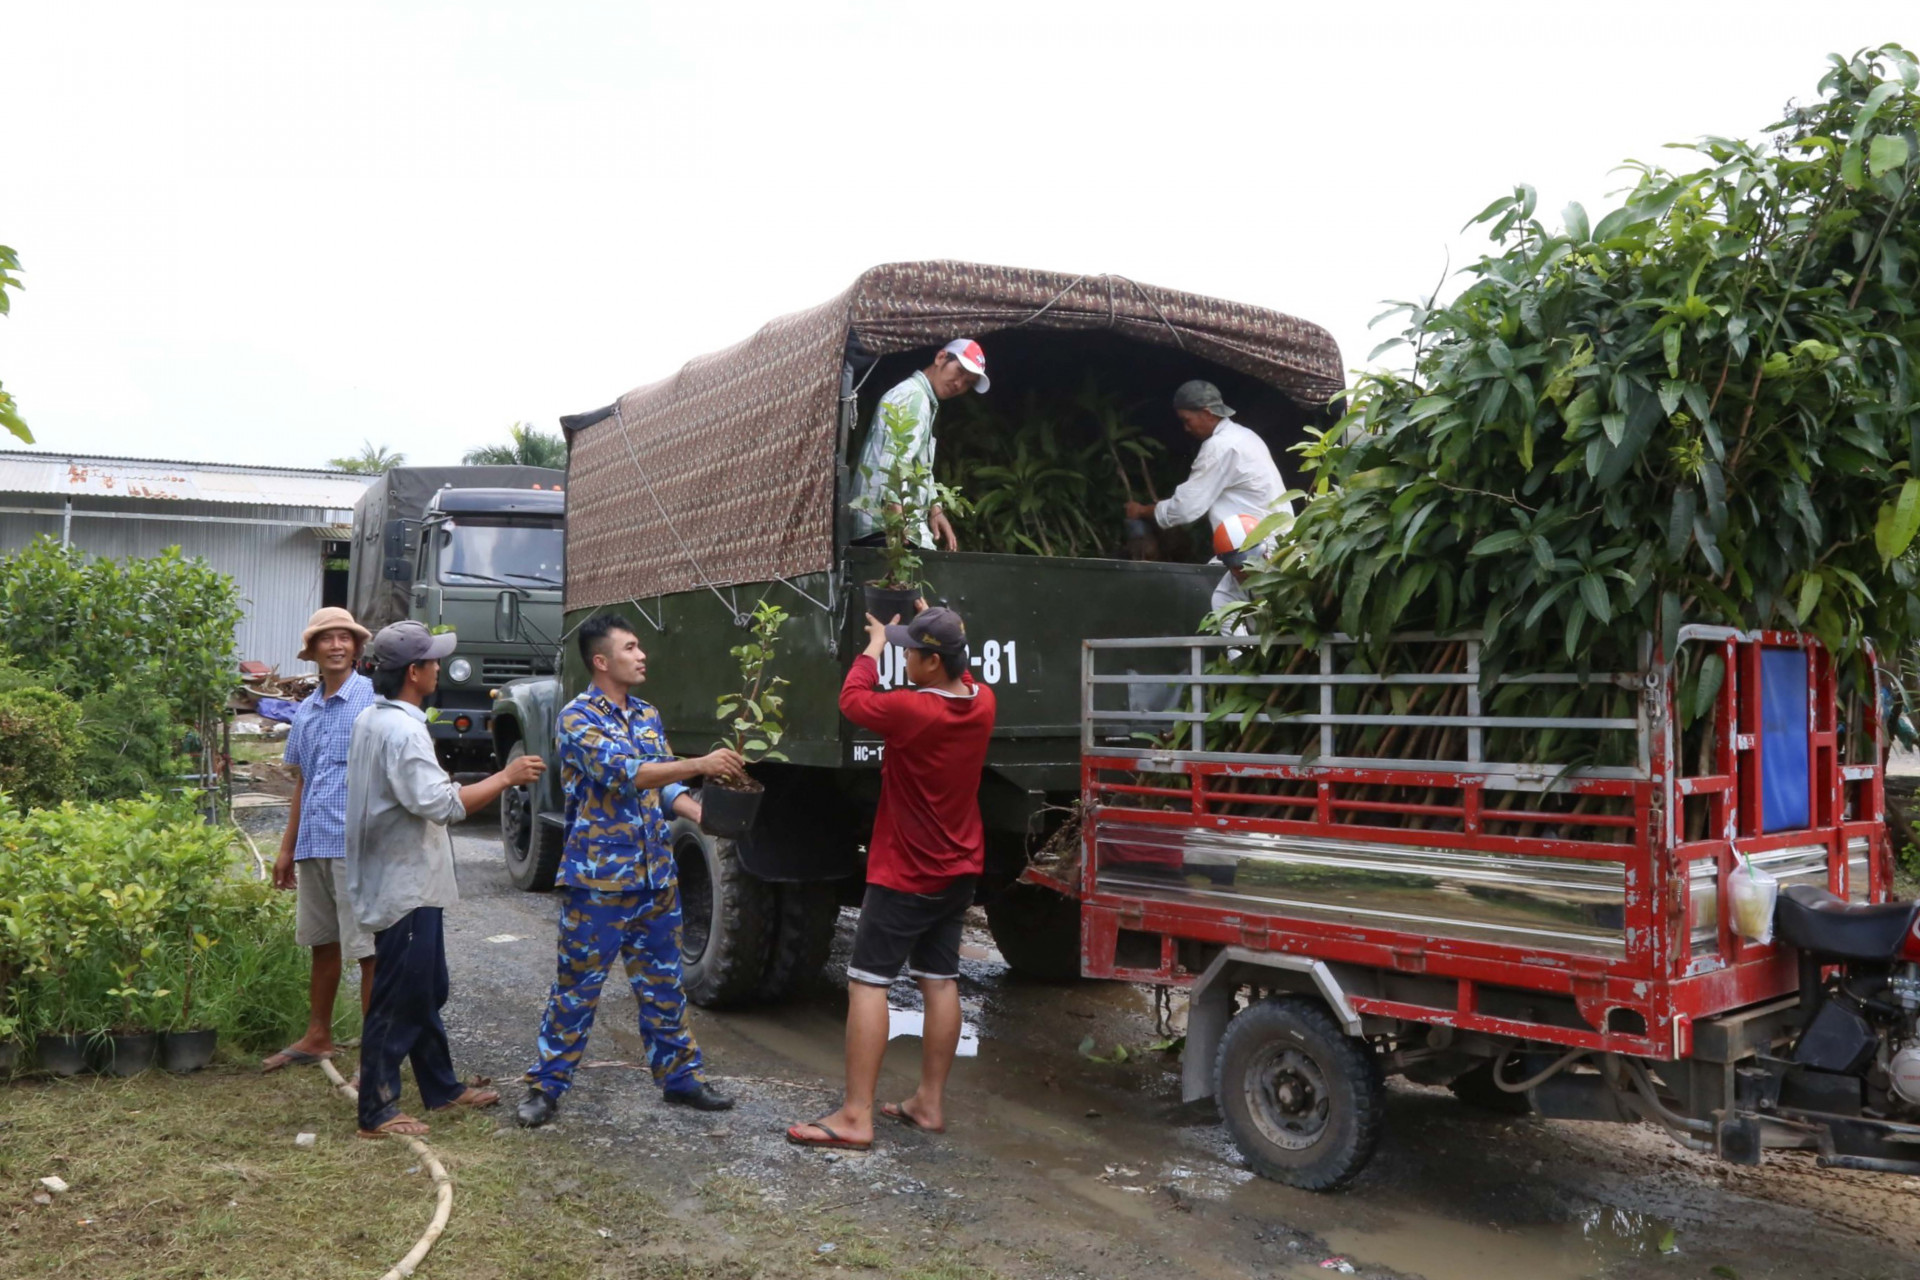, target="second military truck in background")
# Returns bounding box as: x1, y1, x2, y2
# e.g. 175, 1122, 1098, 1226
346, 464, 566, 773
